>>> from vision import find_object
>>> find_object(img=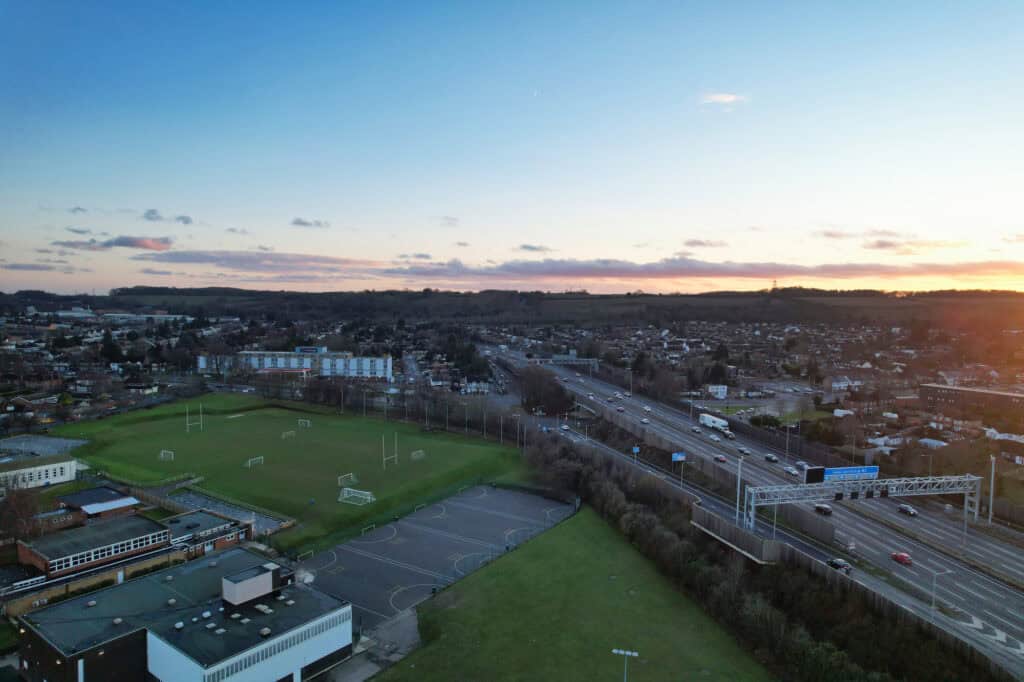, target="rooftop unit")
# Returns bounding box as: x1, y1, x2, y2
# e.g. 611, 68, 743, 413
221, 562, 282, 606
